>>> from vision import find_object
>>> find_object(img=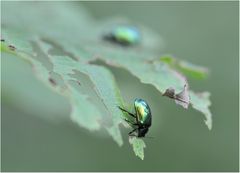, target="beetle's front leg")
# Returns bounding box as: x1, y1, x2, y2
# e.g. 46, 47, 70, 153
128, 128, 138, 136
118, 106, 136, 118
124, 119, 138, 126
